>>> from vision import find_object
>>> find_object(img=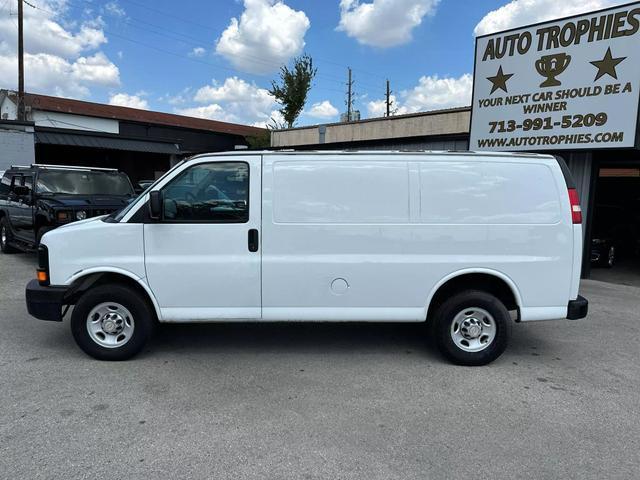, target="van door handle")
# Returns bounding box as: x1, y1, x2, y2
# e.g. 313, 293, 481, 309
248, 229, 259, 252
